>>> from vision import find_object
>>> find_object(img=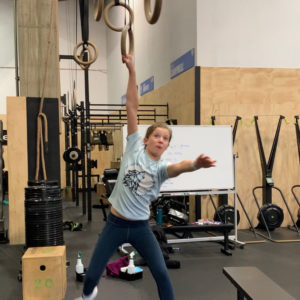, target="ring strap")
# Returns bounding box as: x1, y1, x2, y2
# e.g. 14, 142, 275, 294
79, 0, 89, 42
